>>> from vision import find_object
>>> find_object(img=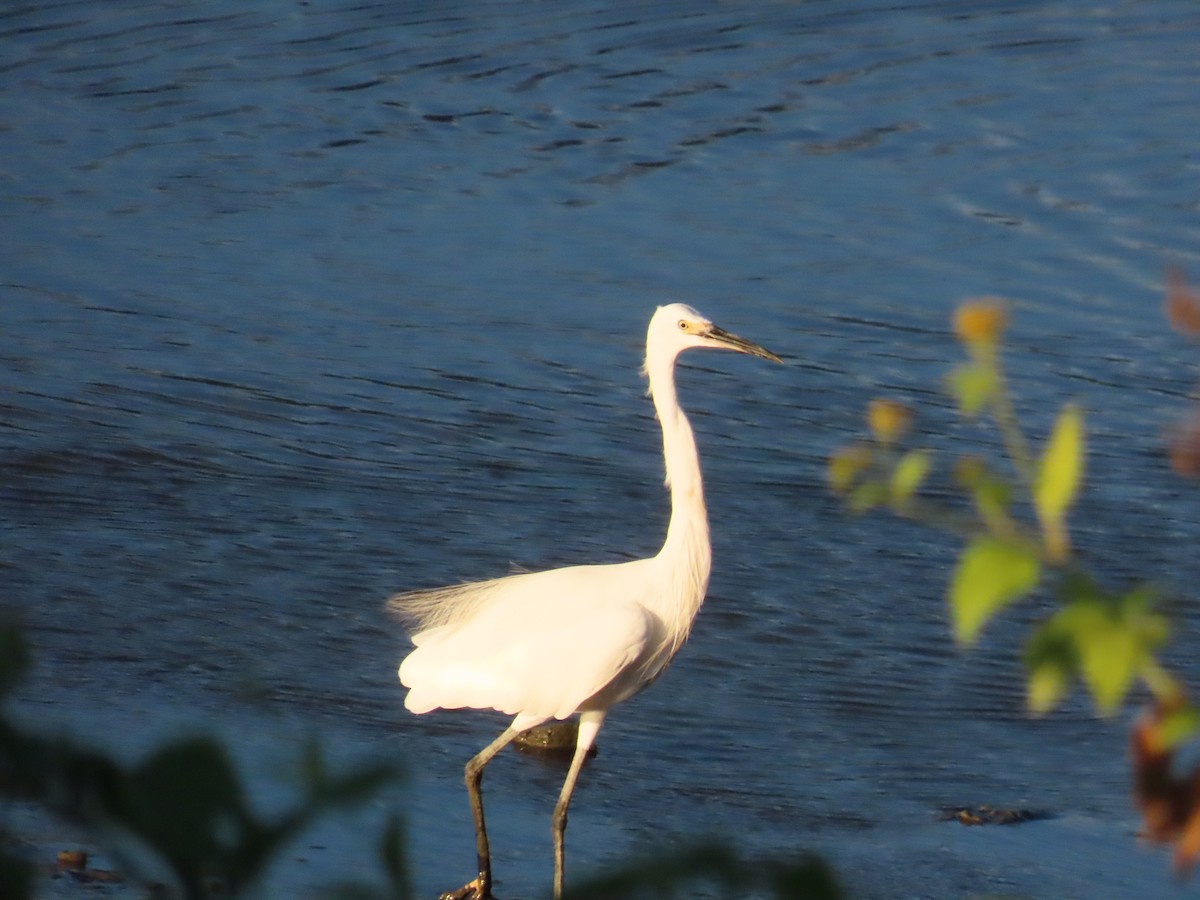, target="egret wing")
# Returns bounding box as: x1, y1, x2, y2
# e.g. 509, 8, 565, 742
399, 564, 657, 729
